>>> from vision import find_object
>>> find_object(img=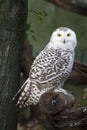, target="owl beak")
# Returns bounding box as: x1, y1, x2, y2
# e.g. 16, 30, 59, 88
63, 39, 66, 44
